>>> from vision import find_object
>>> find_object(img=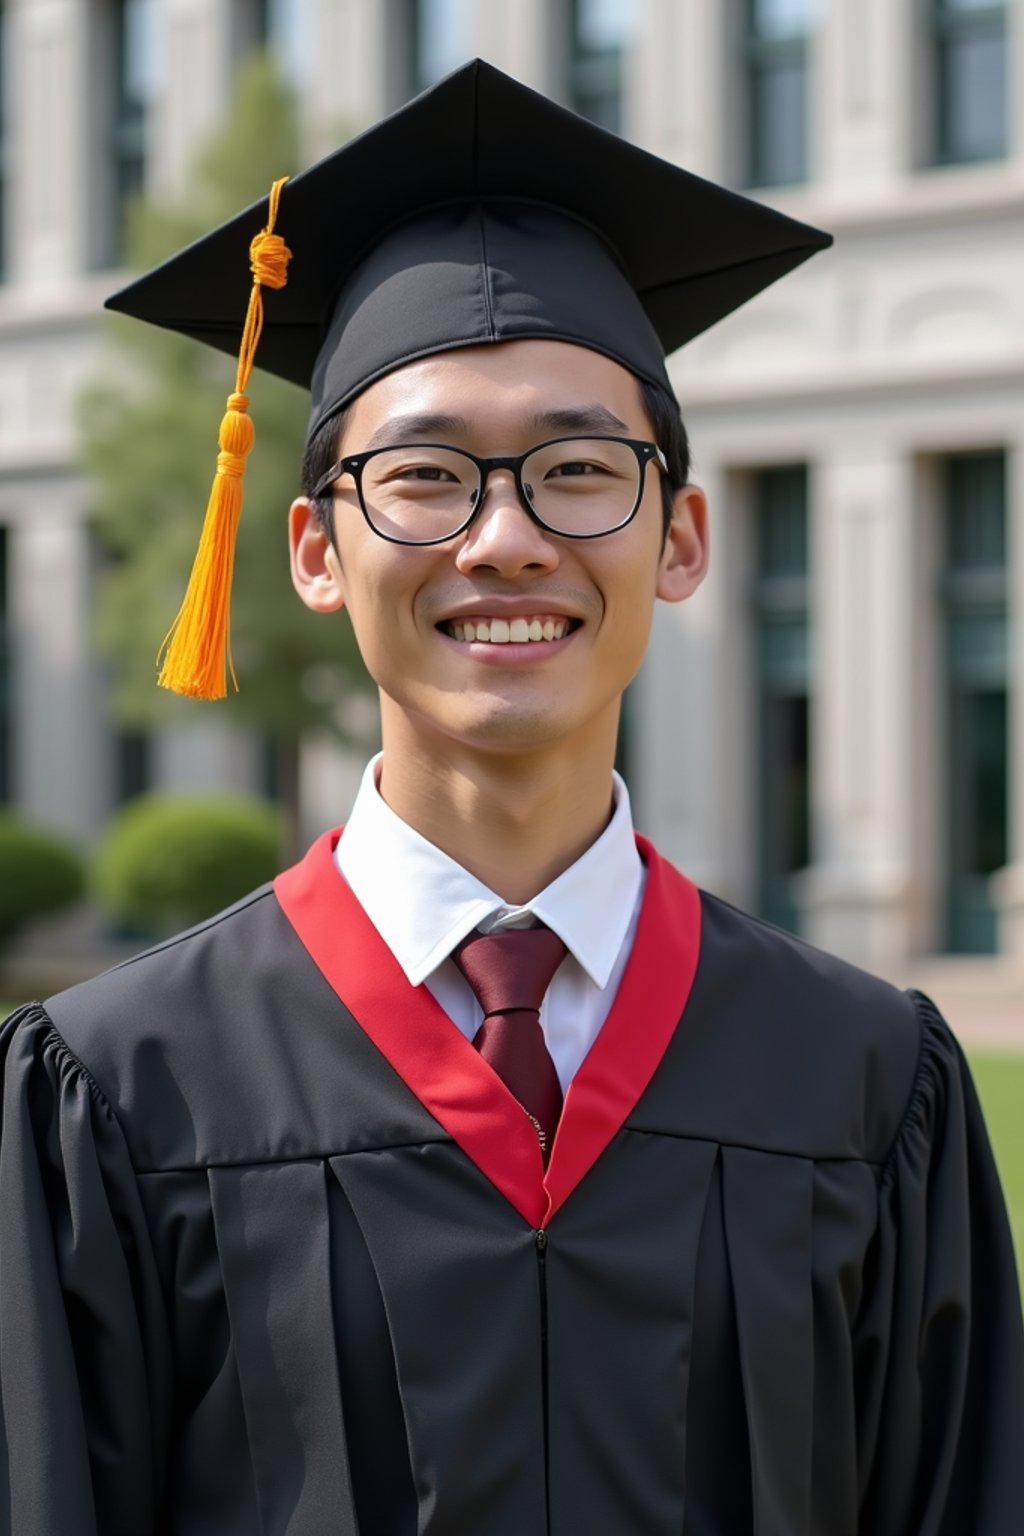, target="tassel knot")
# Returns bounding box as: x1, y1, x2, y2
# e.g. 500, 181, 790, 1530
157, 176, 290, 700
217, 449, 249, 479
249, 229, 291, 289
218, 404, 256, 460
